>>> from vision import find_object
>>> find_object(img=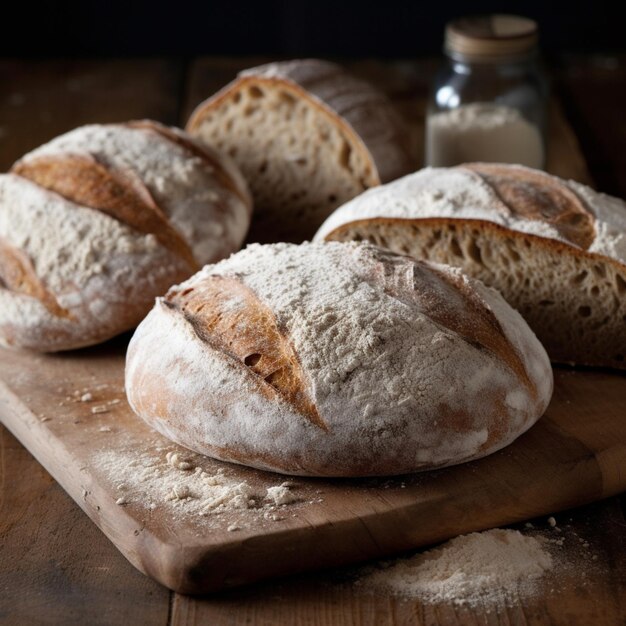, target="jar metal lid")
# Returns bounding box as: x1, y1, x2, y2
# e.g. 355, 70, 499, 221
445, 15, 538, 61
